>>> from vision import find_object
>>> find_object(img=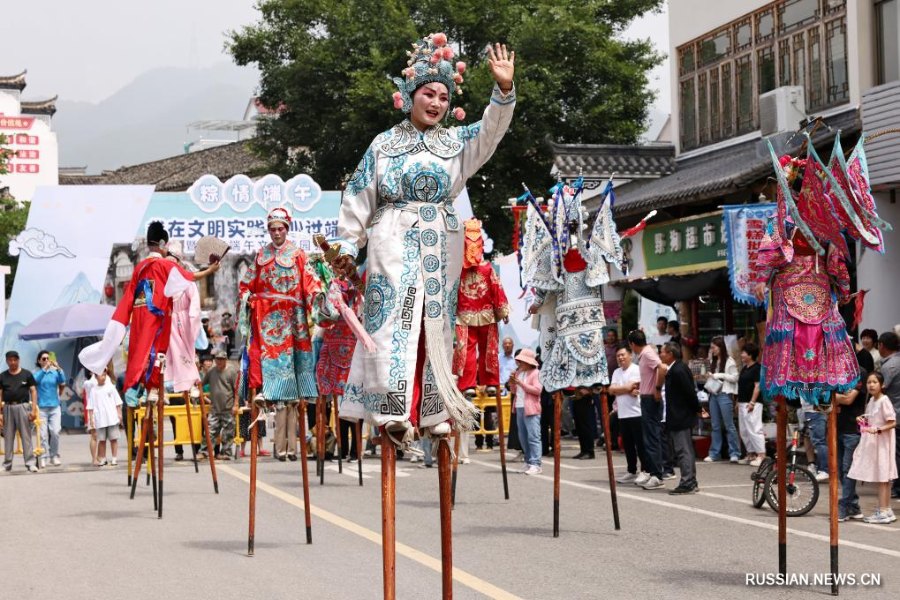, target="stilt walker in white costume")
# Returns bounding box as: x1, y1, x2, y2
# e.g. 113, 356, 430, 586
334, 33, 515, 599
